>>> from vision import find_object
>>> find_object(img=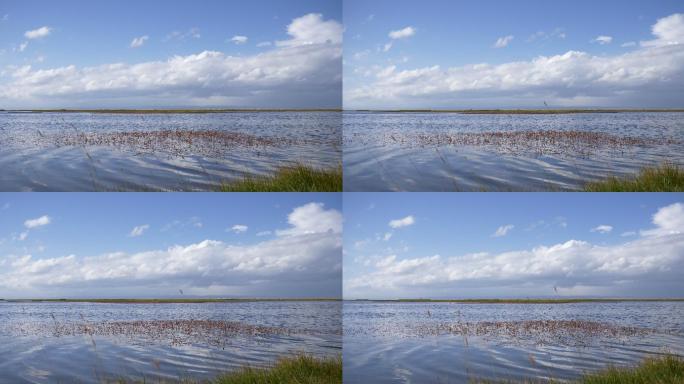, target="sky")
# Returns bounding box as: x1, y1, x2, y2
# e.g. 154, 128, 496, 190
344, 193, 684, 299
0, 0, 342, 108
0, 193, 342, 299
344, 0, 684, 109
